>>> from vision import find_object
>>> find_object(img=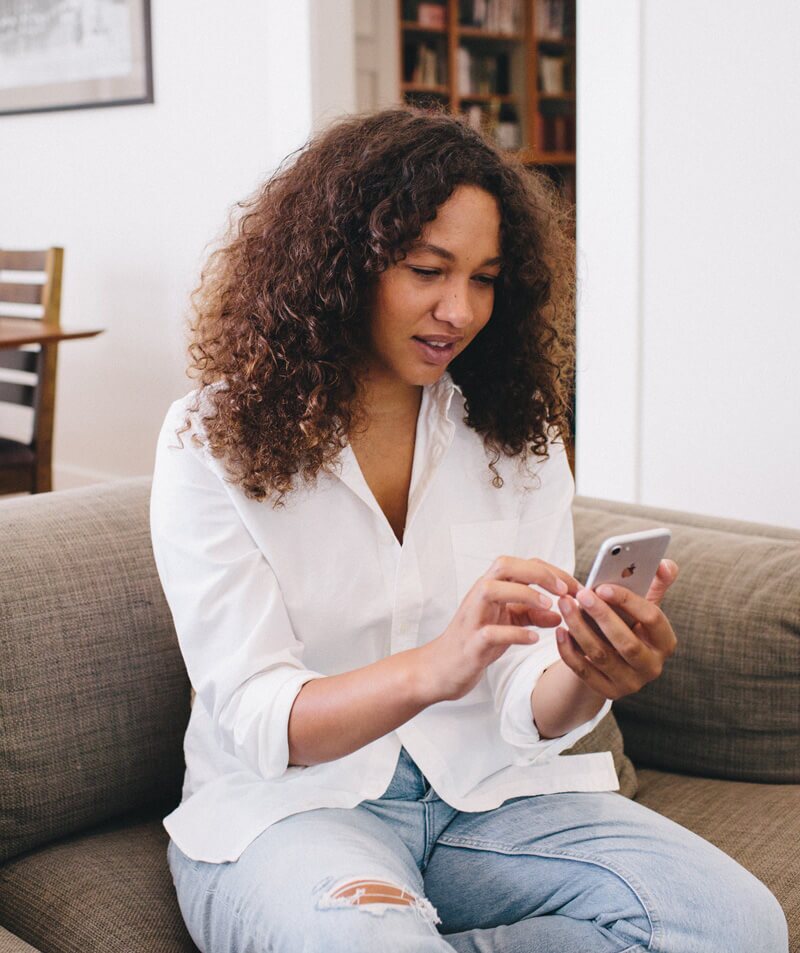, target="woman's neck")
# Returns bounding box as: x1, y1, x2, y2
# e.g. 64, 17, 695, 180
355, 373, 423, 432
